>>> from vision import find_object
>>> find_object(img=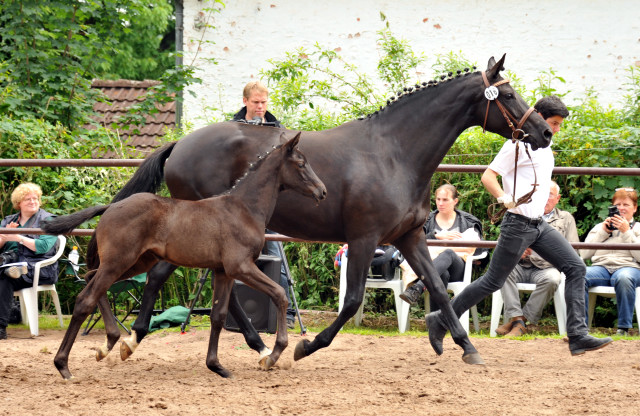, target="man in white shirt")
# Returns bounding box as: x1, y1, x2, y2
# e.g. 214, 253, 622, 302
426, 96, 613, 357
